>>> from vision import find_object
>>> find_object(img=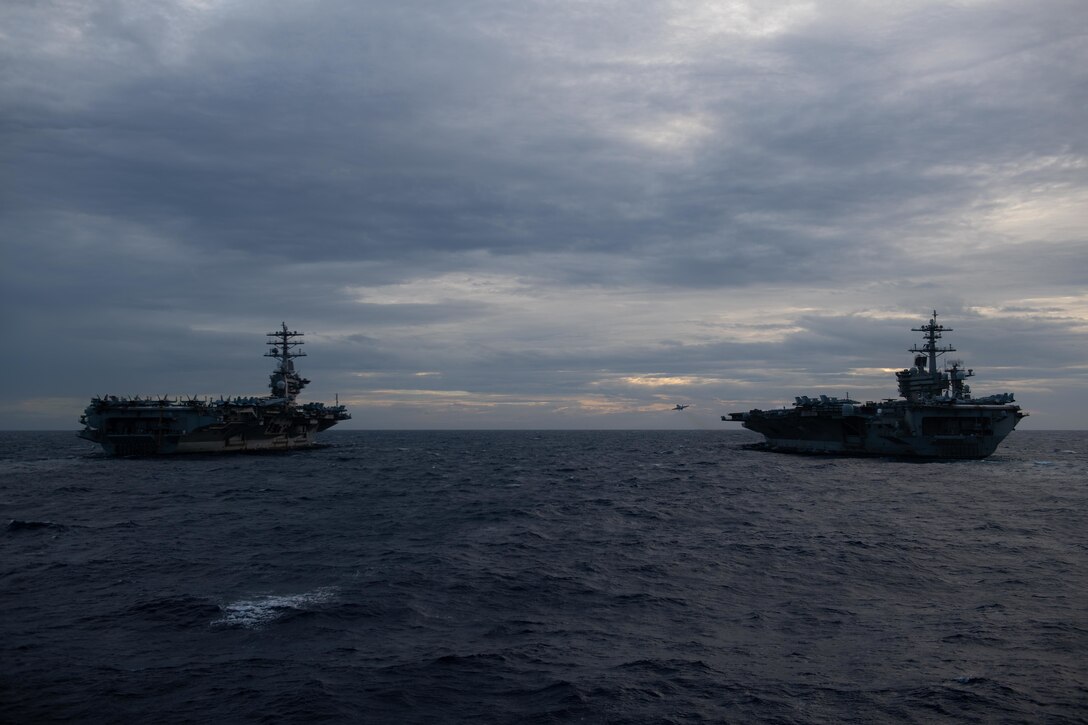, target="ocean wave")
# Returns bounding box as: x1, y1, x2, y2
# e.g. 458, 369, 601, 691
212, 586, 338, 629
6, 519, 67, 532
